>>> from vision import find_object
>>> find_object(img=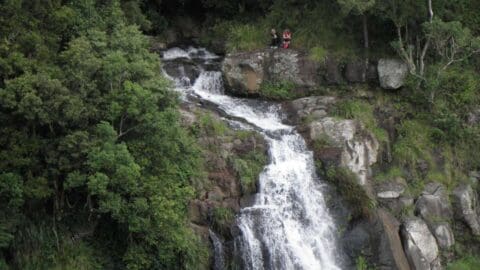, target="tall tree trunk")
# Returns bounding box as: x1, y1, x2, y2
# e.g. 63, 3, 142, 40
362, 14, 369, 51
362, 13, 369, 82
